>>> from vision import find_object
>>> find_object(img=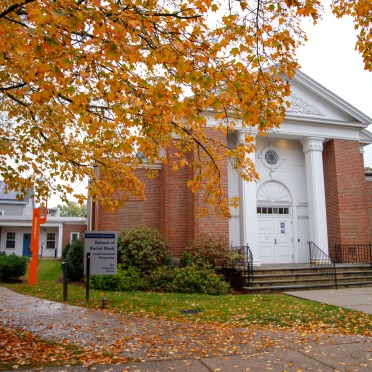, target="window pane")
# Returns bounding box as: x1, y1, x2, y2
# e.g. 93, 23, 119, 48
6, 232, 15, 249
70, 233, 79, 242
46, 233, 56, 249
